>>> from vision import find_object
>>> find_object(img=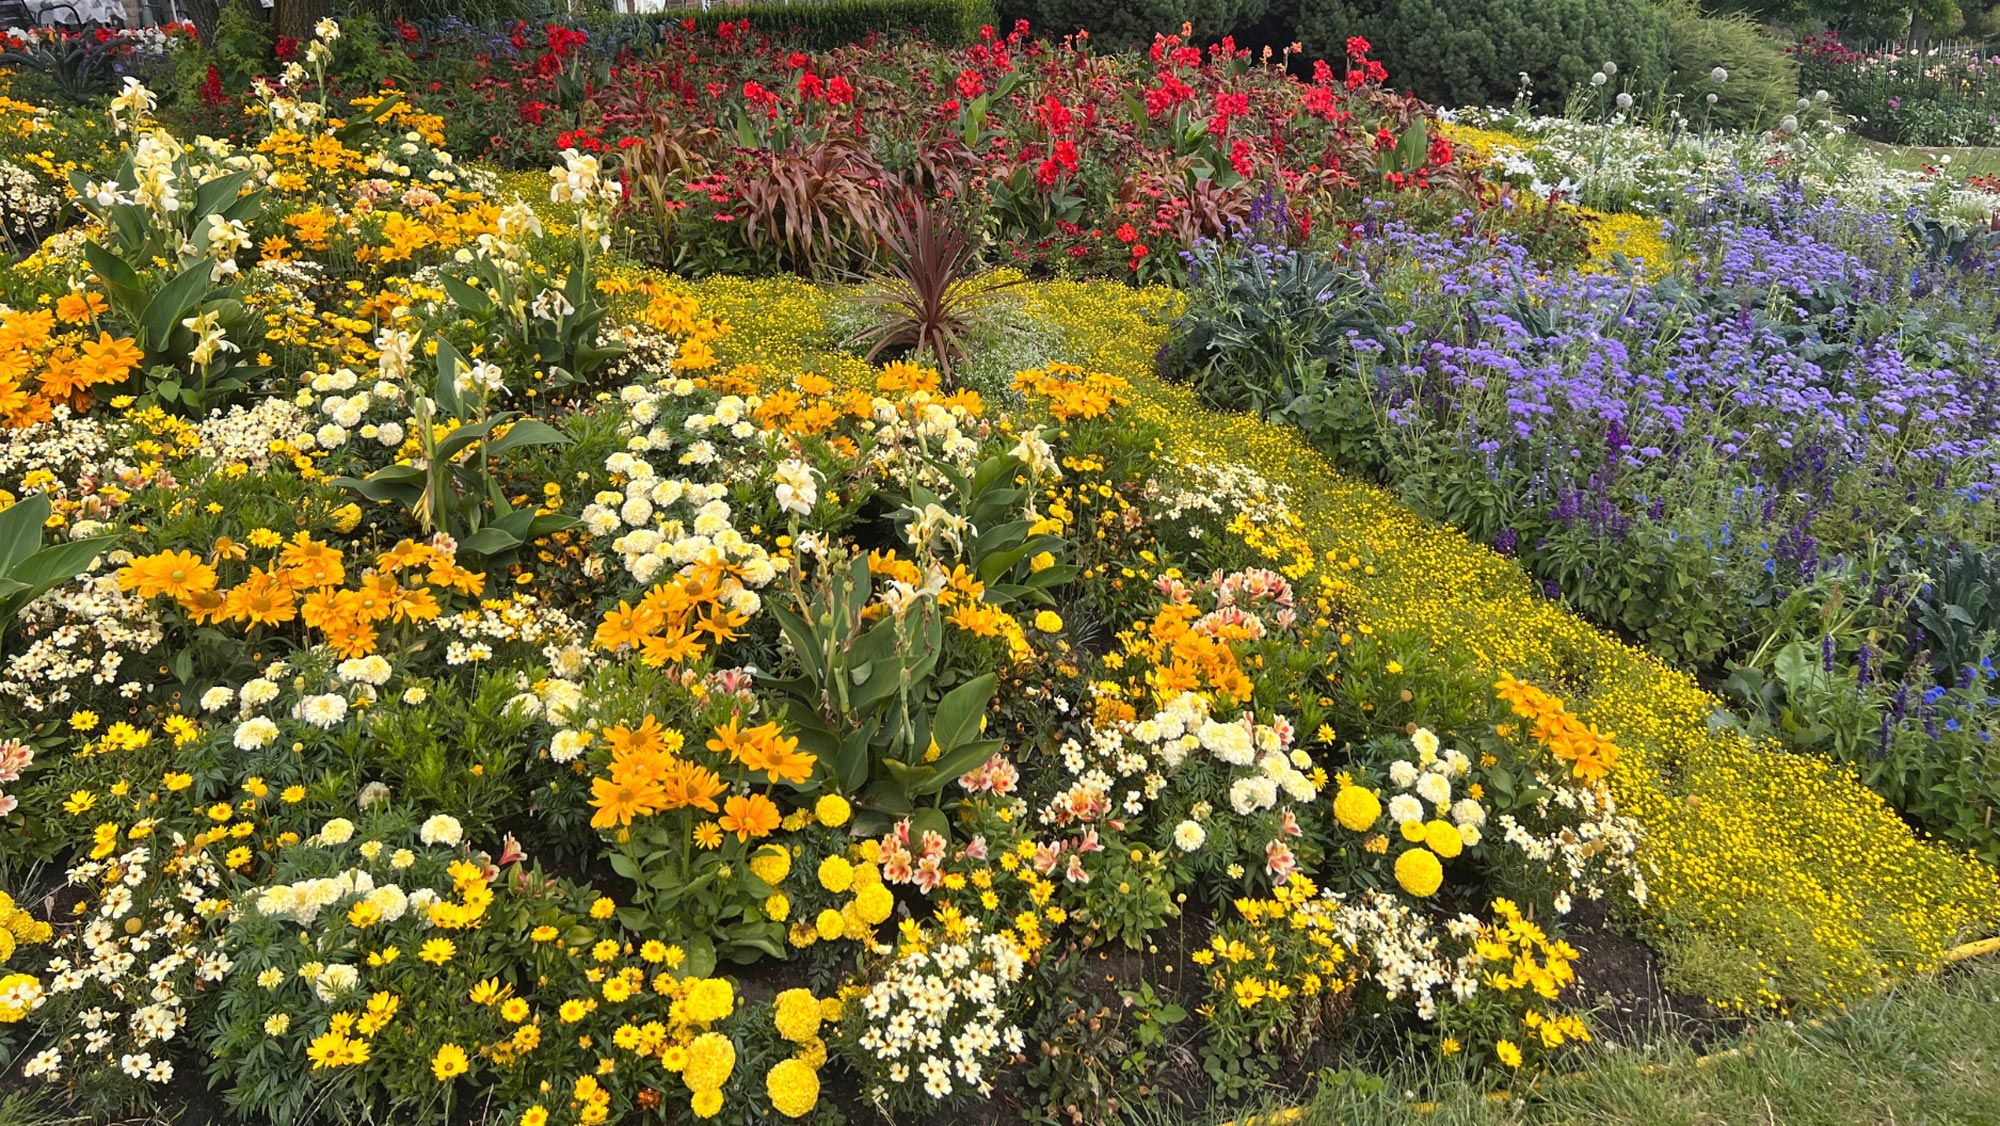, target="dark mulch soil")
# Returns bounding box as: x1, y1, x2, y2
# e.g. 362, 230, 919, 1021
1563, 900, 1746, 1054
